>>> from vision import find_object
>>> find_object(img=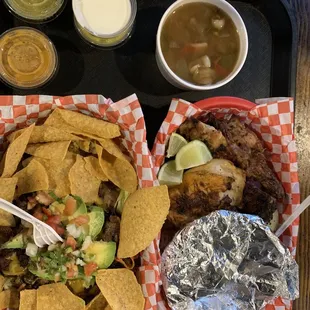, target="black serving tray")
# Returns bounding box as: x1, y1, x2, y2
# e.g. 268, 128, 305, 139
0, 0, 297, 144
